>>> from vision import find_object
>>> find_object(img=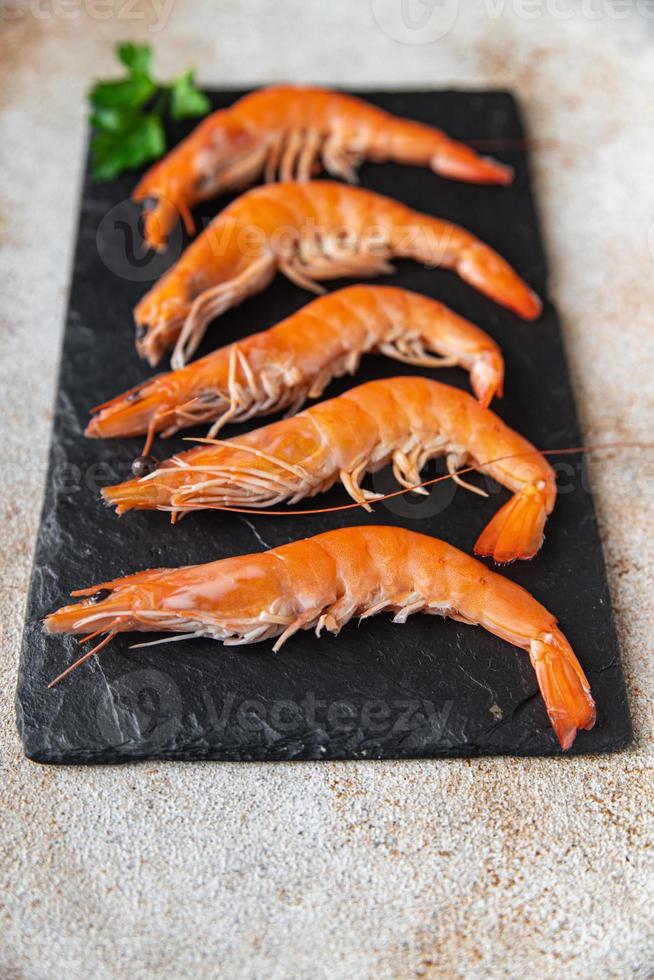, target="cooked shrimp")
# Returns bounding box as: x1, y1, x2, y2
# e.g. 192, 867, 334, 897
44, 525, 595, 750
134, 85, 513, 251
89, 285, 504, 452
102, 377, 555, 564
134, 181, 541, 368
